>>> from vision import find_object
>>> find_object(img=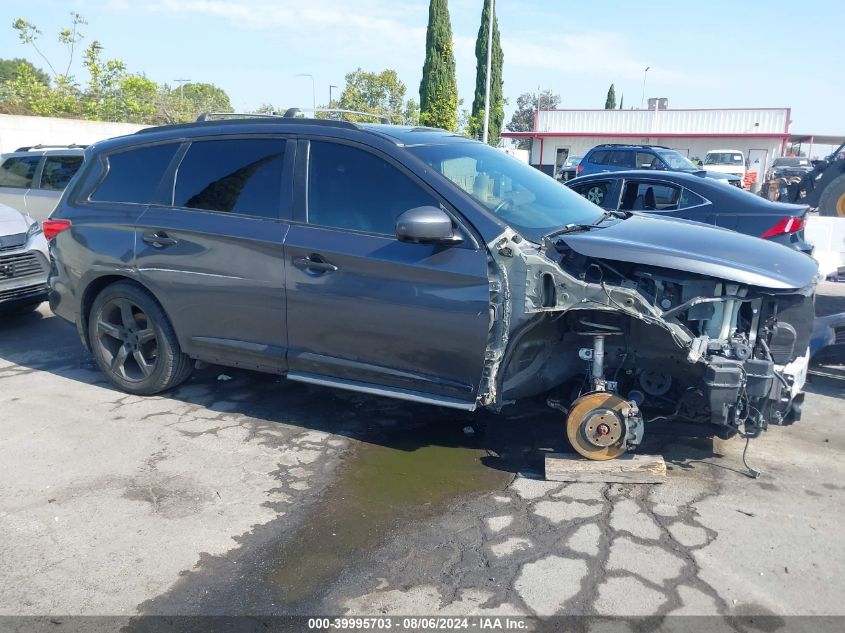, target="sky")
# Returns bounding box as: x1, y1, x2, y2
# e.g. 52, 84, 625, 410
1, 0, 843, 135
